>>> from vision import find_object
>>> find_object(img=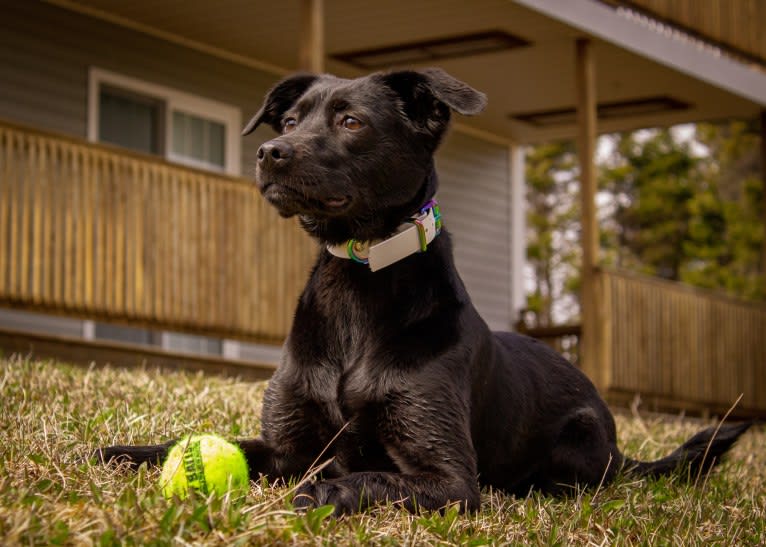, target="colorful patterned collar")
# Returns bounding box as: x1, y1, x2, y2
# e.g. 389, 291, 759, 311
326, 200, 442, 272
